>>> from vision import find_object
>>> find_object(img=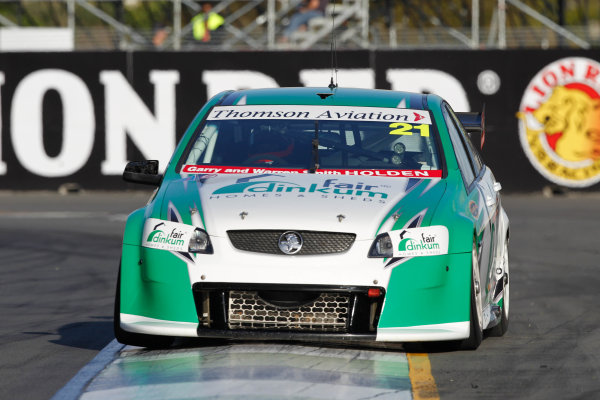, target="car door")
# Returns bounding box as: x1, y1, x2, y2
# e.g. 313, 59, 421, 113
452, 108, 502, 290
443, 104, 495, 315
